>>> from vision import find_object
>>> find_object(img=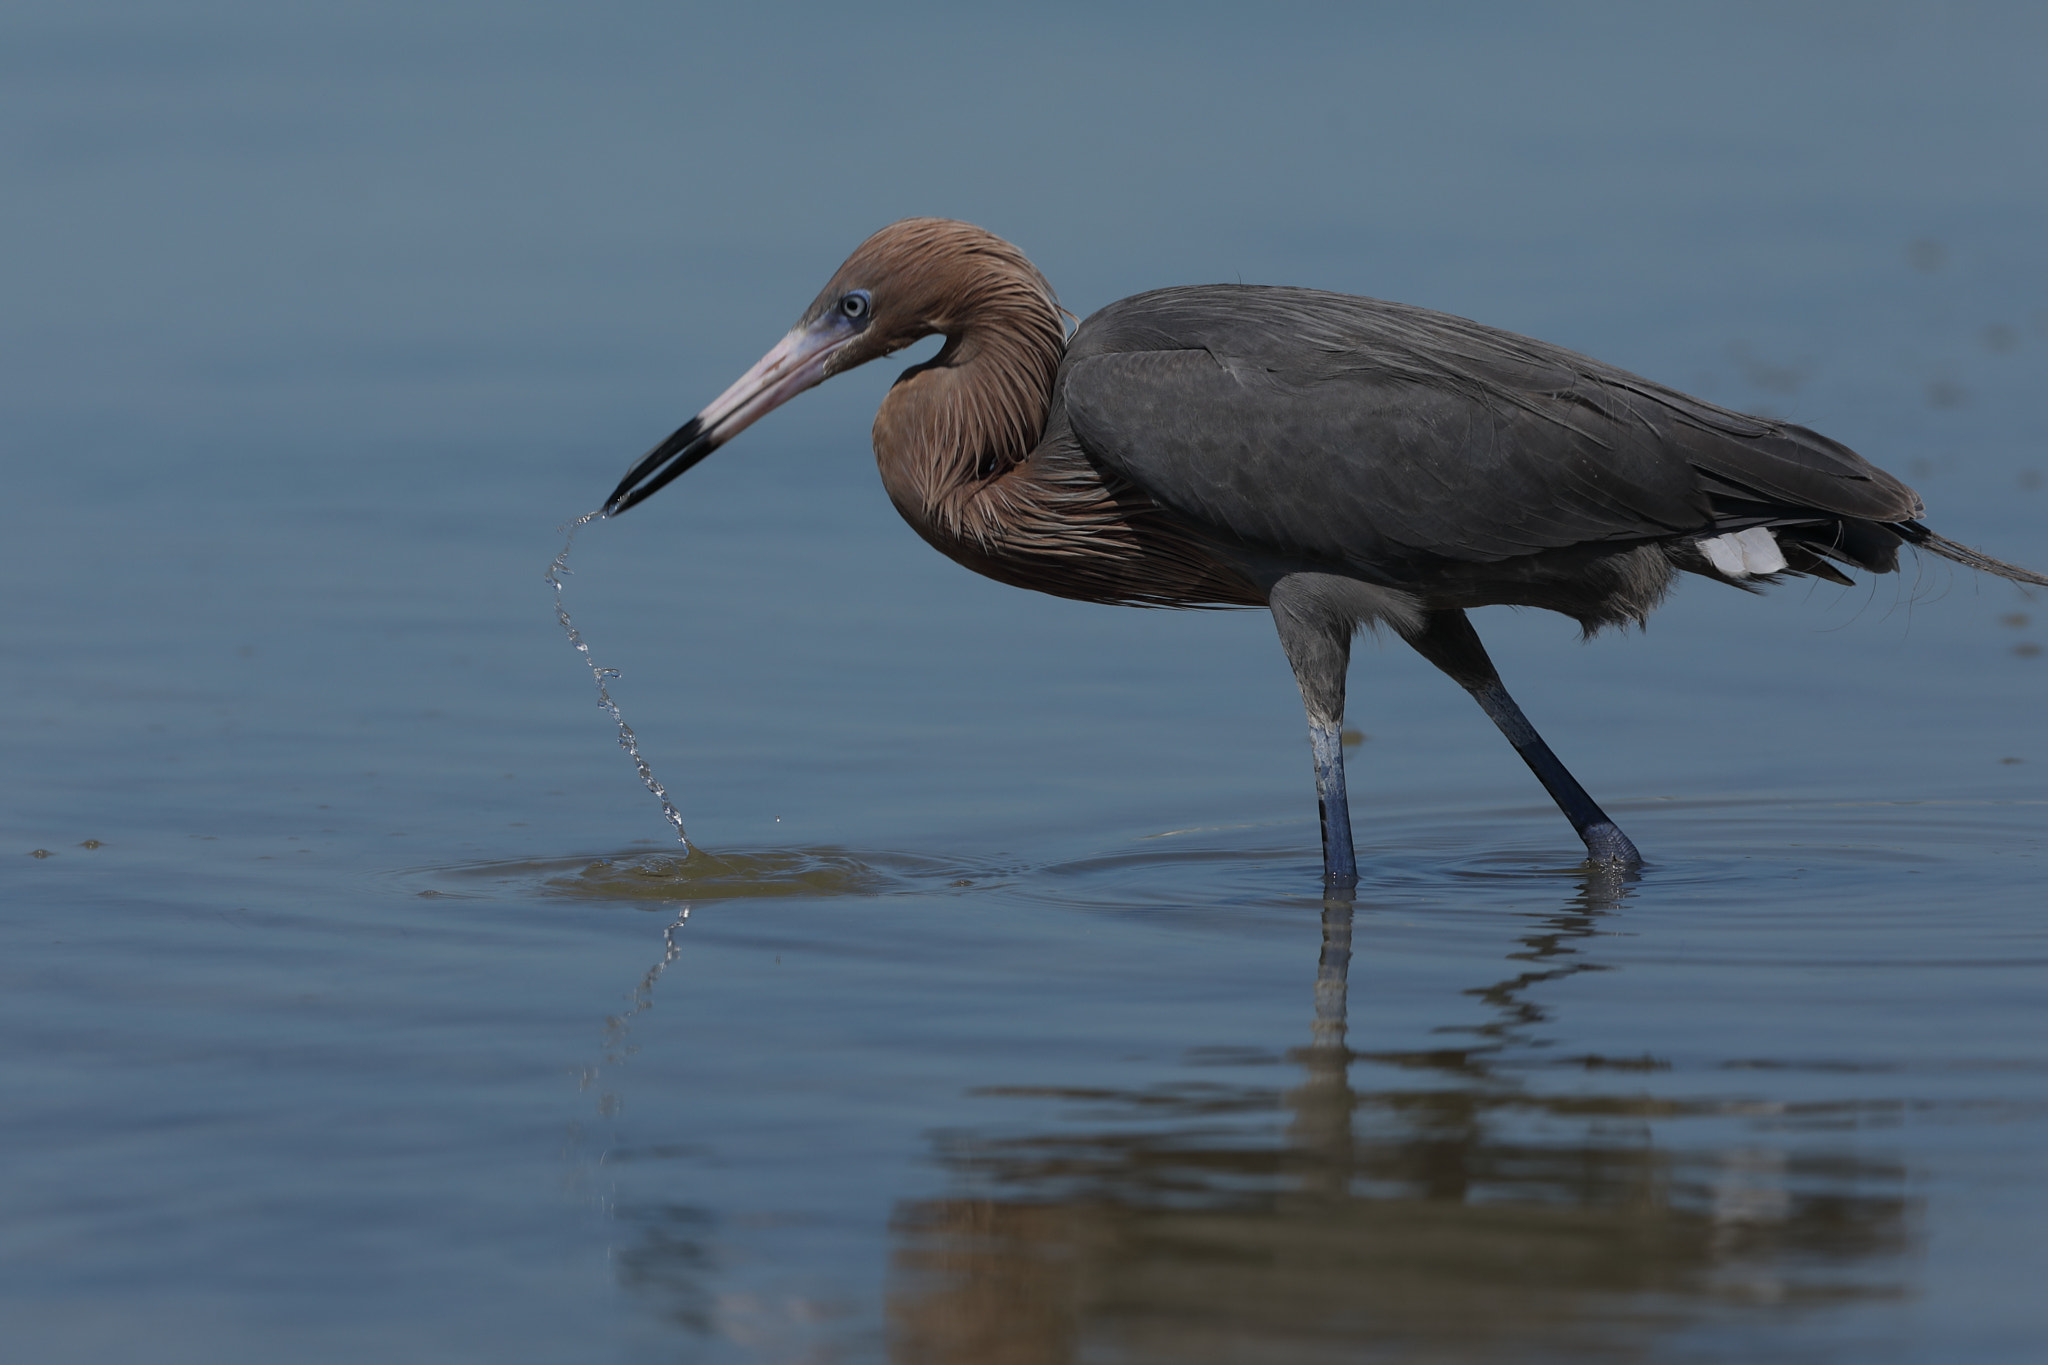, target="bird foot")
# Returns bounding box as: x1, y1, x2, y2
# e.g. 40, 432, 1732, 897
1580, 821, 1643, 870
